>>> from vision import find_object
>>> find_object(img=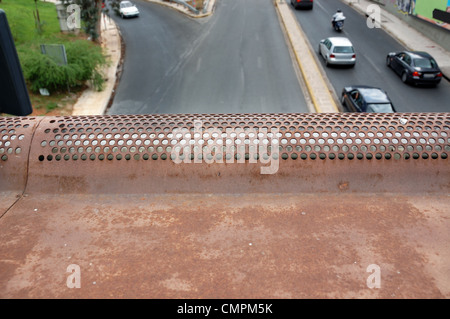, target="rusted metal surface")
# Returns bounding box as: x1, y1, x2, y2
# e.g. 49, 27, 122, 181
0, 113, 449, 298
20, 112, 450, 194
0, 193, 449, 298
0, 117, 40, 213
